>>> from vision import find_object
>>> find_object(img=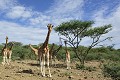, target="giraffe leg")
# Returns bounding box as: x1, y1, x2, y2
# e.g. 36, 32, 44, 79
5, 55, 8, 65
6, 56, 9, 65
42, 54, 45, 77
40, 56, 43, 76
54, 56, 57, 67
2, 56, 5, 65
66, 59, 69, 69
67, 59, 71, 69
68, 60, 71, 69
51, 58, 54, 66
50, 56, 53, 66
37, 56, 39, 64
47, 52, 52, 77
2, 51, 7, 65
52, 56, 55, 67
8, 52, 12, 65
